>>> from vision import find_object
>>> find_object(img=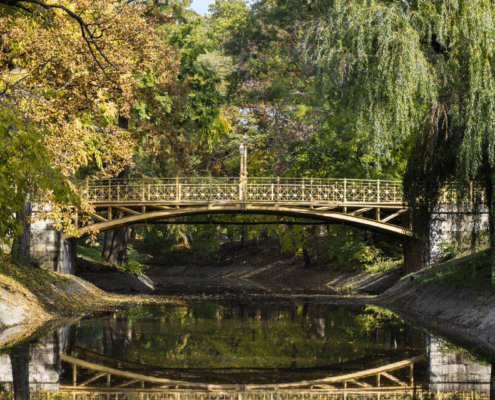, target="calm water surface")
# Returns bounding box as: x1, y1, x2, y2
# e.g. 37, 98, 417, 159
0, 300, 492, 393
